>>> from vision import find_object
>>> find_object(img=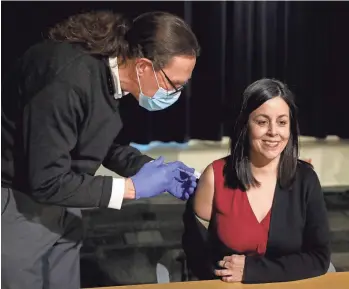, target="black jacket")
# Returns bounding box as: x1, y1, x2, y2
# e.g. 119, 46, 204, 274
182, 162, 331, 283
1, 40, 152, 207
